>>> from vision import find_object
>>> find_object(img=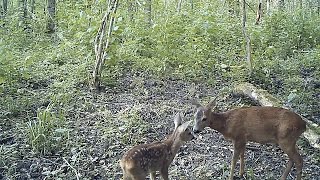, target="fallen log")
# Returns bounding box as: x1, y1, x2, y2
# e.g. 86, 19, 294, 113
233, 82, 320, 149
